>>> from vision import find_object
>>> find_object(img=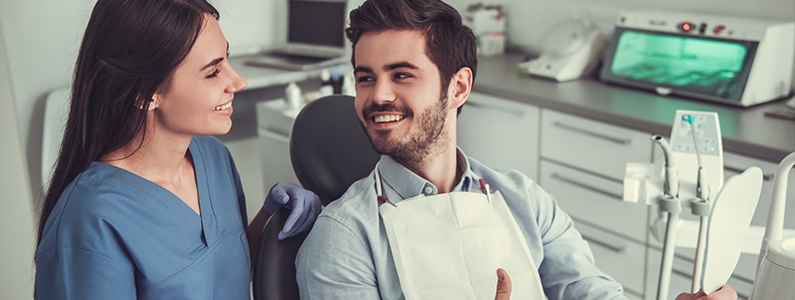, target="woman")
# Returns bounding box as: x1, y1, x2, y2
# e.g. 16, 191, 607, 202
34, 0, 319, 299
